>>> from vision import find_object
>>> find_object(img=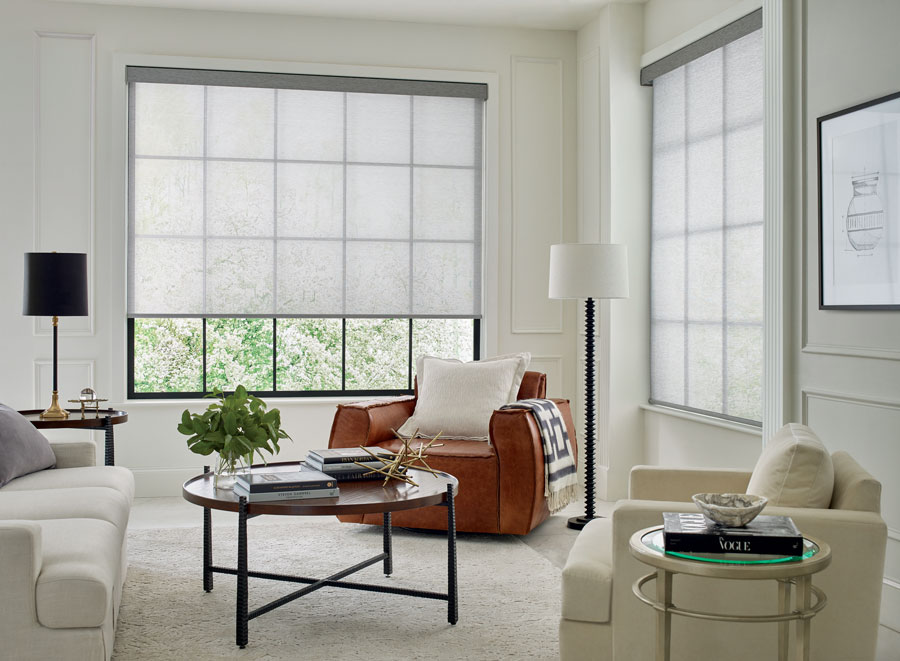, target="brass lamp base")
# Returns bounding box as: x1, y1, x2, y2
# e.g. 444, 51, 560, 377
40, 391, 69, 419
